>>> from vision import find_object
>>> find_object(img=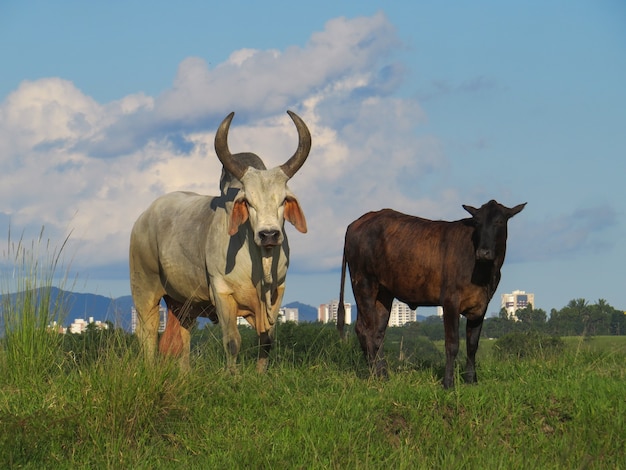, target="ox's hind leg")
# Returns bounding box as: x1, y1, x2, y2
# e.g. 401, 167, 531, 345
464, 315, 485, 384
134, 298, 161, 365
159, 296, 195, 370
130, 233, 165, 365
